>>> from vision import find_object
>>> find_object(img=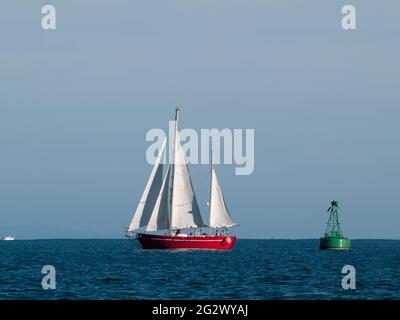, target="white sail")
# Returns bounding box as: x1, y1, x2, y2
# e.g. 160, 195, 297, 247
209, 168, 237, 228
128, 139, 166, 232
146, 165, 171, 232
170, 131, 204, 229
